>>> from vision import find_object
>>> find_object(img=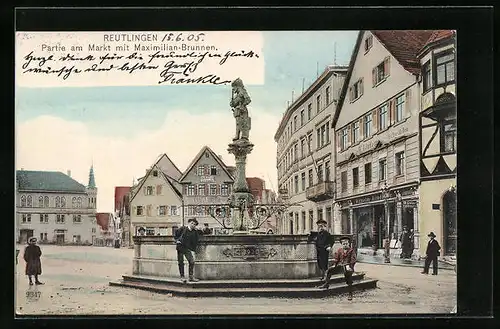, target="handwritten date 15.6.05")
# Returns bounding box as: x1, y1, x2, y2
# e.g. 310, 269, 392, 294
161, 33, 205, 43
